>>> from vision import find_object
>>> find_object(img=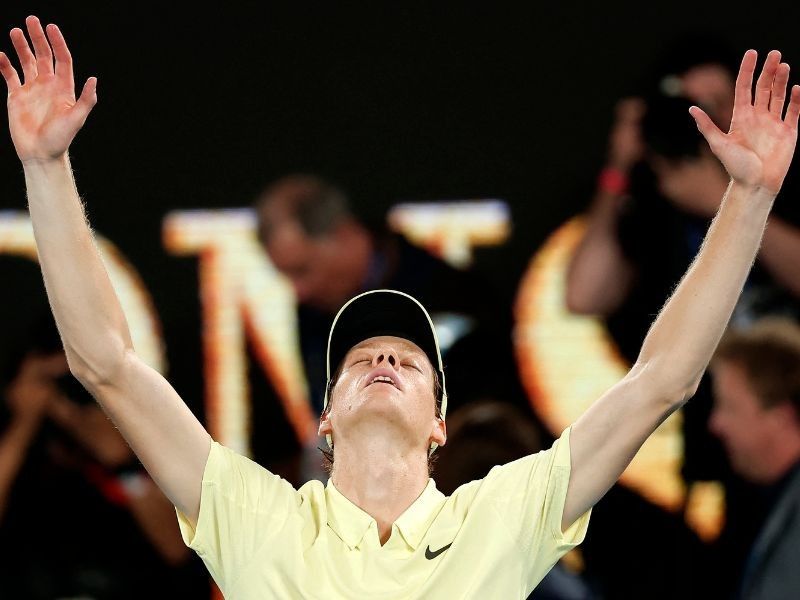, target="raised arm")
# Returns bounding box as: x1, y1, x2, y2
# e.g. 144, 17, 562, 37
0, 353, 59, 521
0, 16, 210, 521
566, 98, 642, 315
562, 49, 800, 529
